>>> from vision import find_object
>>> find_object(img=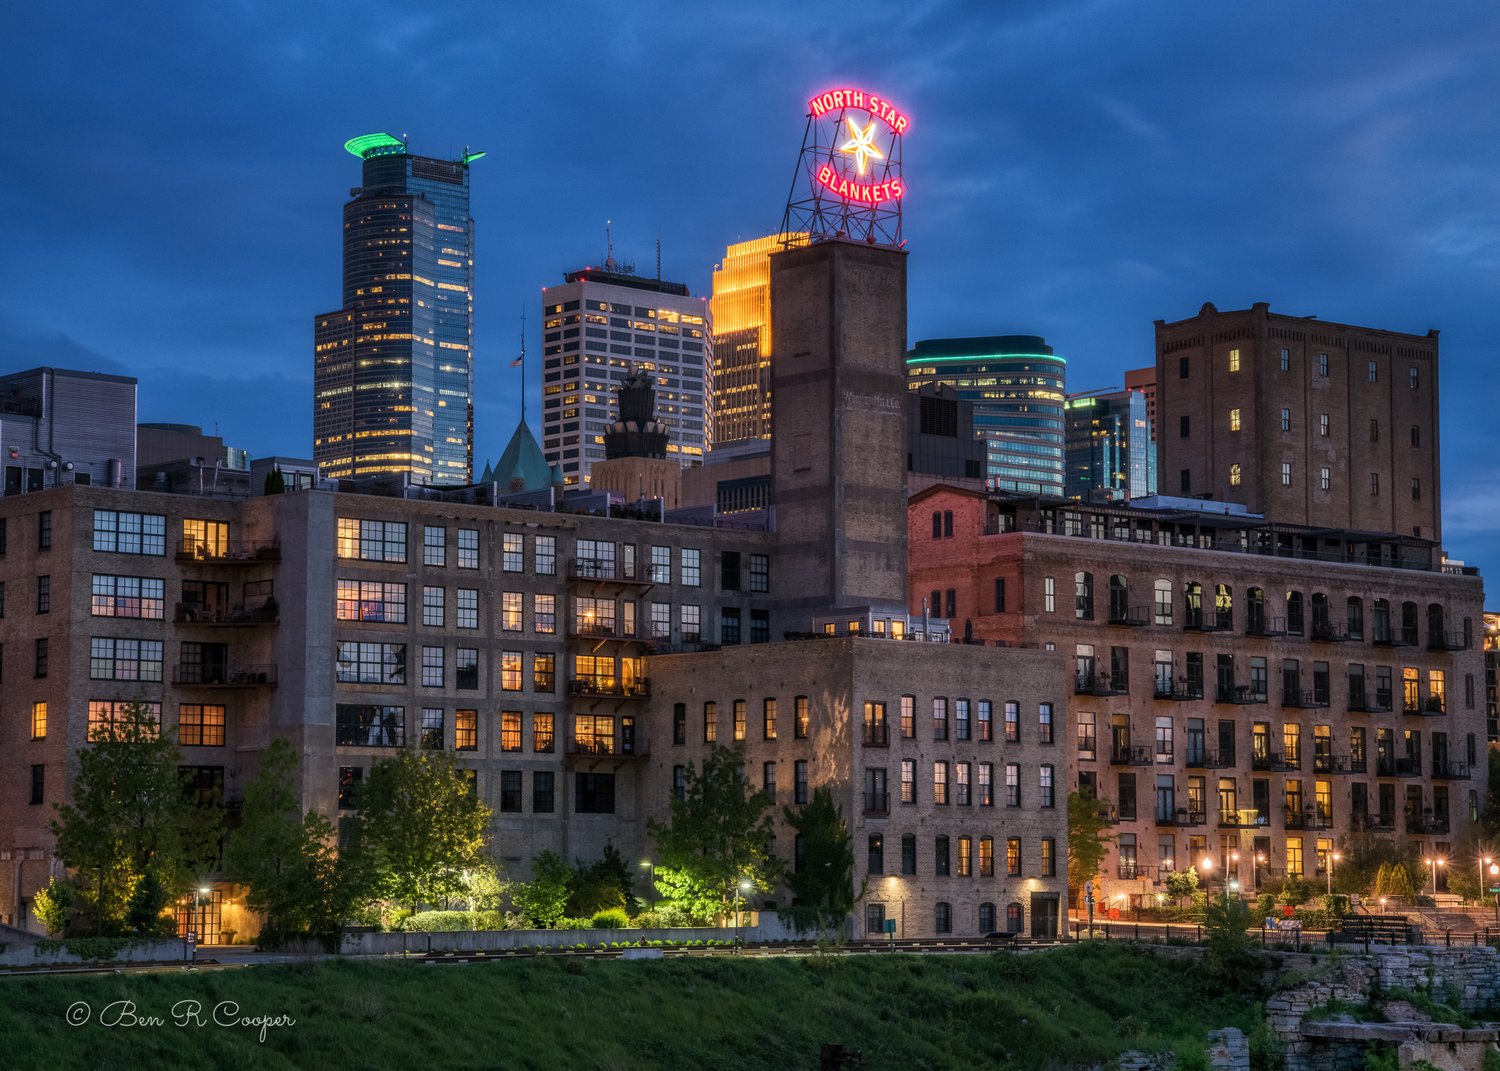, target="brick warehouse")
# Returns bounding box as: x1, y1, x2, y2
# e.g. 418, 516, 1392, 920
0, 239, 1069, 941
907, 485, 1485, 911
